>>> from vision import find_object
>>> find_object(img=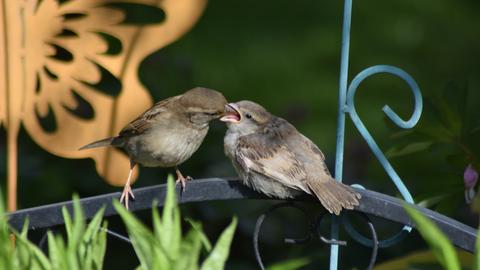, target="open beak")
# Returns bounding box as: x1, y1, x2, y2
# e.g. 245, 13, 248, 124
220, 103, 241, 123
